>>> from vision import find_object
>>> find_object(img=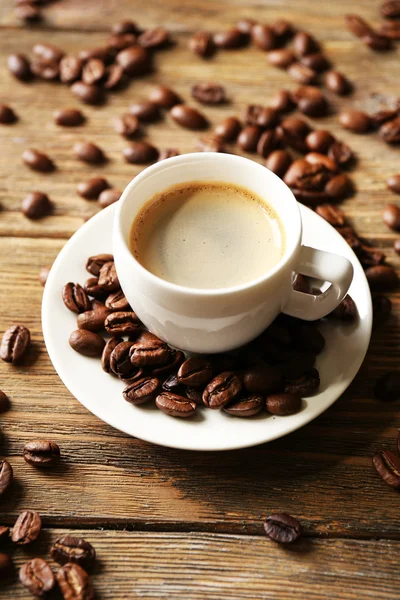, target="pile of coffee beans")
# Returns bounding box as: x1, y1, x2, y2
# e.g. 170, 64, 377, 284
338, 102, 400, 148
345, 3, 400, 52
